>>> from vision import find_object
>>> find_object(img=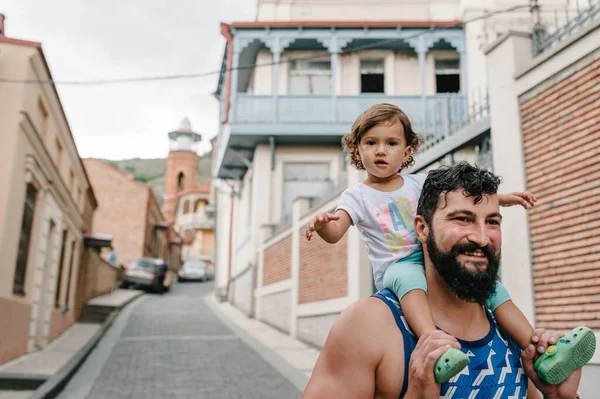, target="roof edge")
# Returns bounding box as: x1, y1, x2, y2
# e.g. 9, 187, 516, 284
229, 20, 463, 29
